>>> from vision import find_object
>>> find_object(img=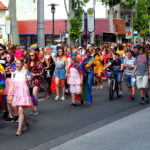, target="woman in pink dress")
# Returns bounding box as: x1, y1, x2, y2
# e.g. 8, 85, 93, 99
67, 57, 83, 106
12, 59, 32, 136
